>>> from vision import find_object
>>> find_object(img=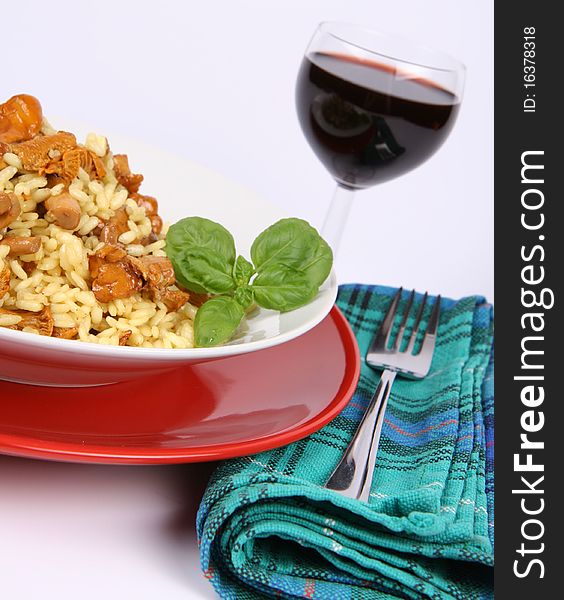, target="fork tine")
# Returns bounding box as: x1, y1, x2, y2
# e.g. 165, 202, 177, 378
368, 287, 402, 353
425, 295, 441, 337
406, 292, 428, 354
417, 295, 441, 364
392, 289, 415, 351
383, 288, 403, 349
